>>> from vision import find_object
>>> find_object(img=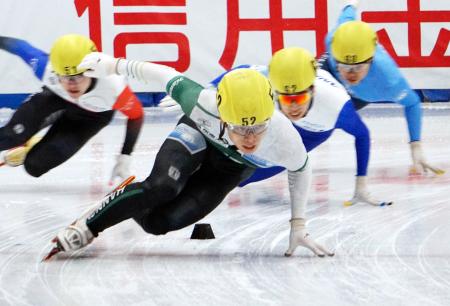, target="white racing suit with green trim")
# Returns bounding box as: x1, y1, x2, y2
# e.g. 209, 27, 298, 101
60, 57, 323, 256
